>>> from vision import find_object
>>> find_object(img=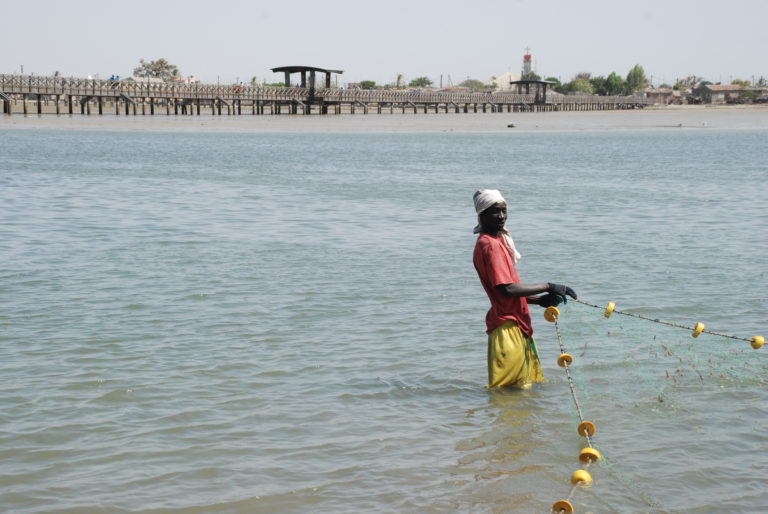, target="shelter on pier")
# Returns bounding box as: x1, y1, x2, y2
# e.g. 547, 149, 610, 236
271, 66, 343, 91
510, 80, 556, 104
